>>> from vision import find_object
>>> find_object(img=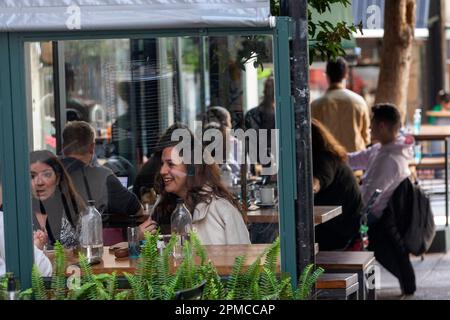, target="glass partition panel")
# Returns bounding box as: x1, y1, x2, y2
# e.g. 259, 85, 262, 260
27, 41, 56, 153
0, 162, 4, 276
25, 35, 279, 276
